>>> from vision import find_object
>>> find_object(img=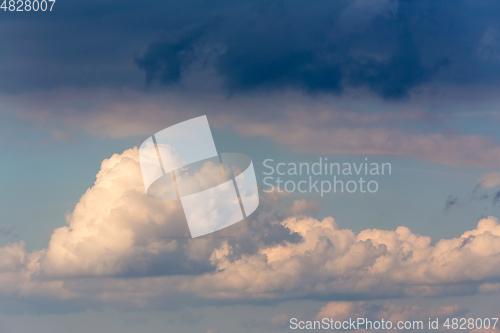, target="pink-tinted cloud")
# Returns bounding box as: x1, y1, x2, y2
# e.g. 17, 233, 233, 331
0, 148, 500, 311
3, 88, 500, 168
314, 300, 466, 333
478, 172, 500, 188
234, 120, 500, 168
